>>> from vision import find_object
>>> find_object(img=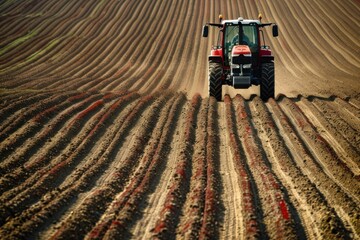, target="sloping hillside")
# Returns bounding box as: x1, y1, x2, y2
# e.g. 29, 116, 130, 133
0, 0, 359, 97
